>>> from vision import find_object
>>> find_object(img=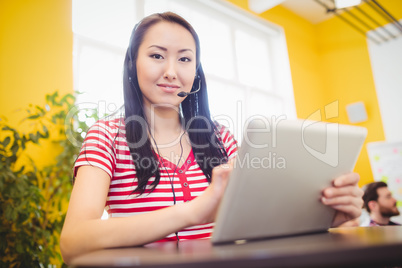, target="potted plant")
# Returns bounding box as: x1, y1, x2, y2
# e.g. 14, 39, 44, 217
0, 91, 97, 267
